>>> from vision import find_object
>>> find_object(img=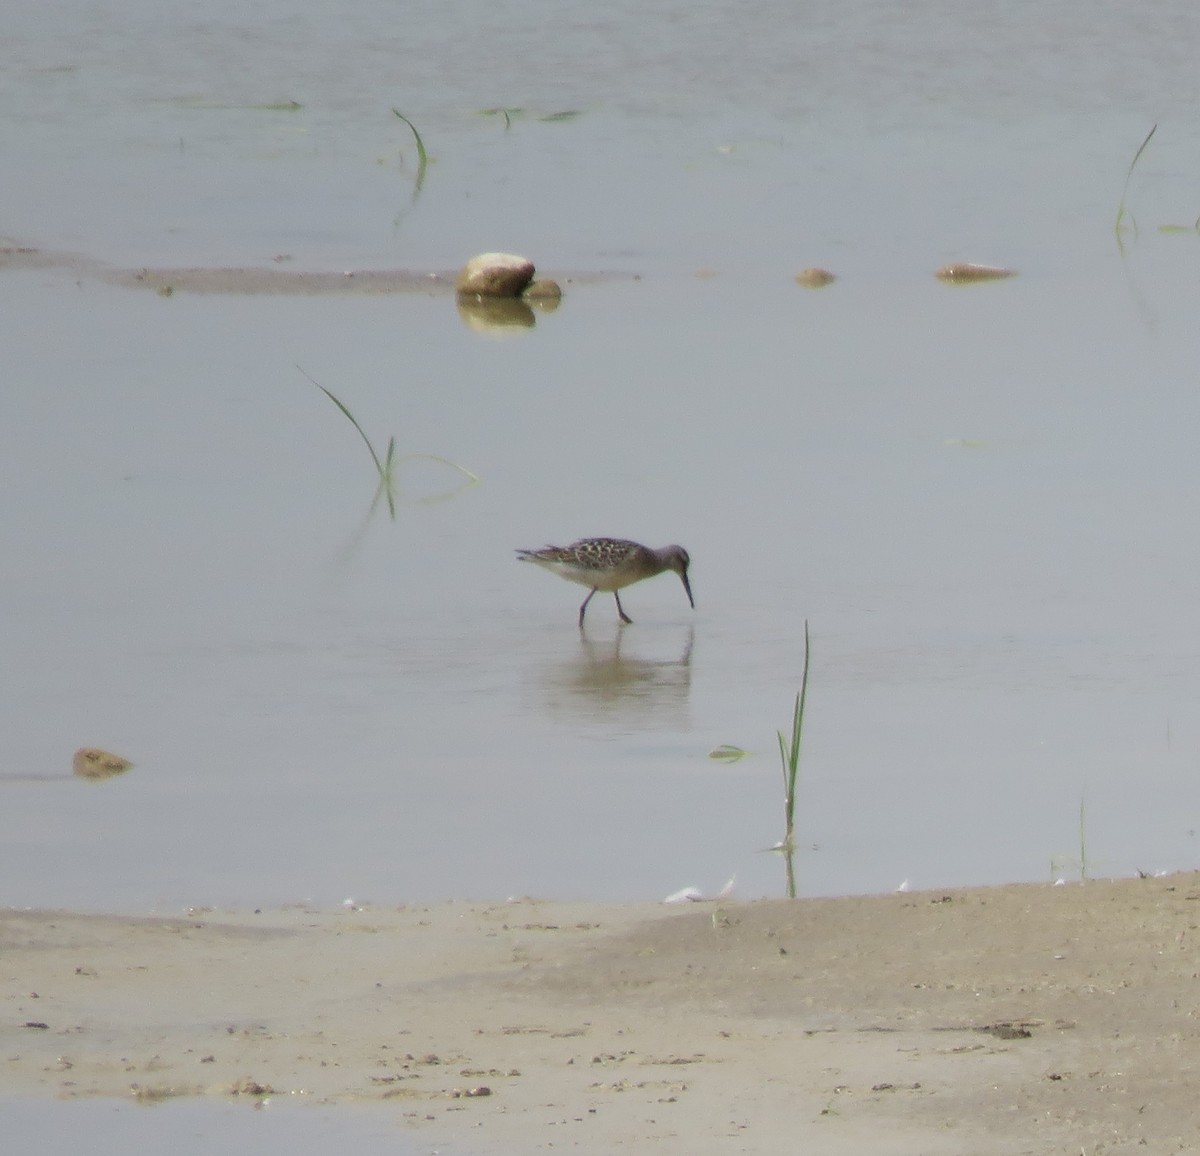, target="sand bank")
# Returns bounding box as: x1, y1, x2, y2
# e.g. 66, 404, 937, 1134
4, 874, 1200, 1154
